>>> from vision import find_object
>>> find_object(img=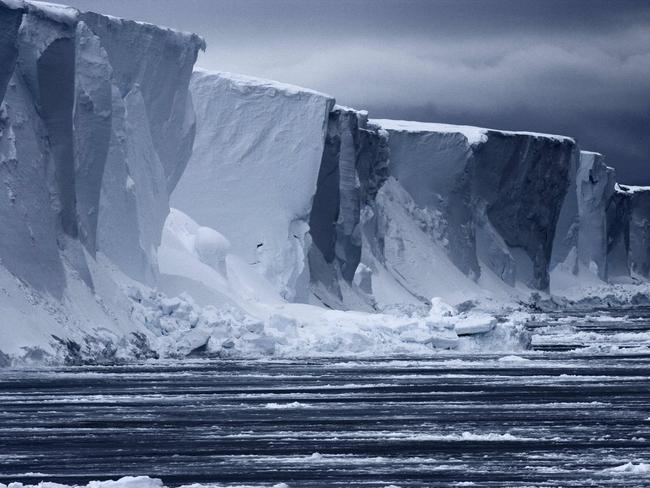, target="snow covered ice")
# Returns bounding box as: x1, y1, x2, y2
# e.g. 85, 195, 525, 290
0, 0, 649, 365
